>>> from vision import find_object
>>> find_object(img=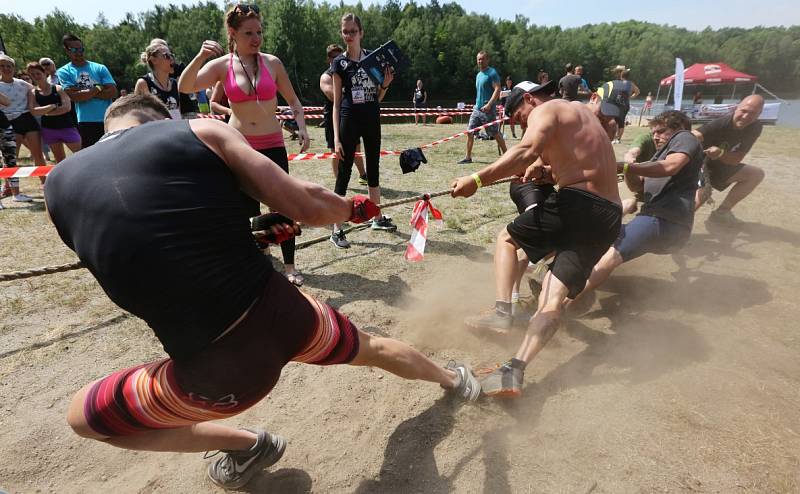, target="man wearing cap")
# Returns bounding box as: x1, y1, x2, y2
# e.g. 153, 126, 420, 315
451, 80, 625, 398
691, 94, 765, 225
457, 51, 507, 164
568, 110, 703, 309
